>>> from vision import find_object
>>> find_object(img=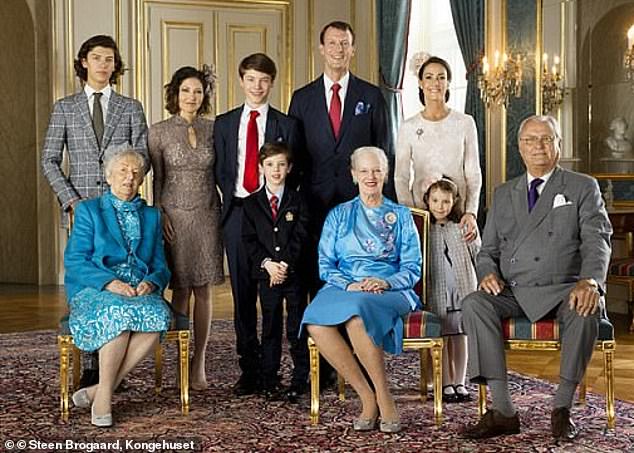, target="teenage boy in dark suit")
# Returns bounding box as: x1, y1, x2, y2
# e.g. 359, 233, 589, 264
242, 143, 310, 402
214, 53, 299, 395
